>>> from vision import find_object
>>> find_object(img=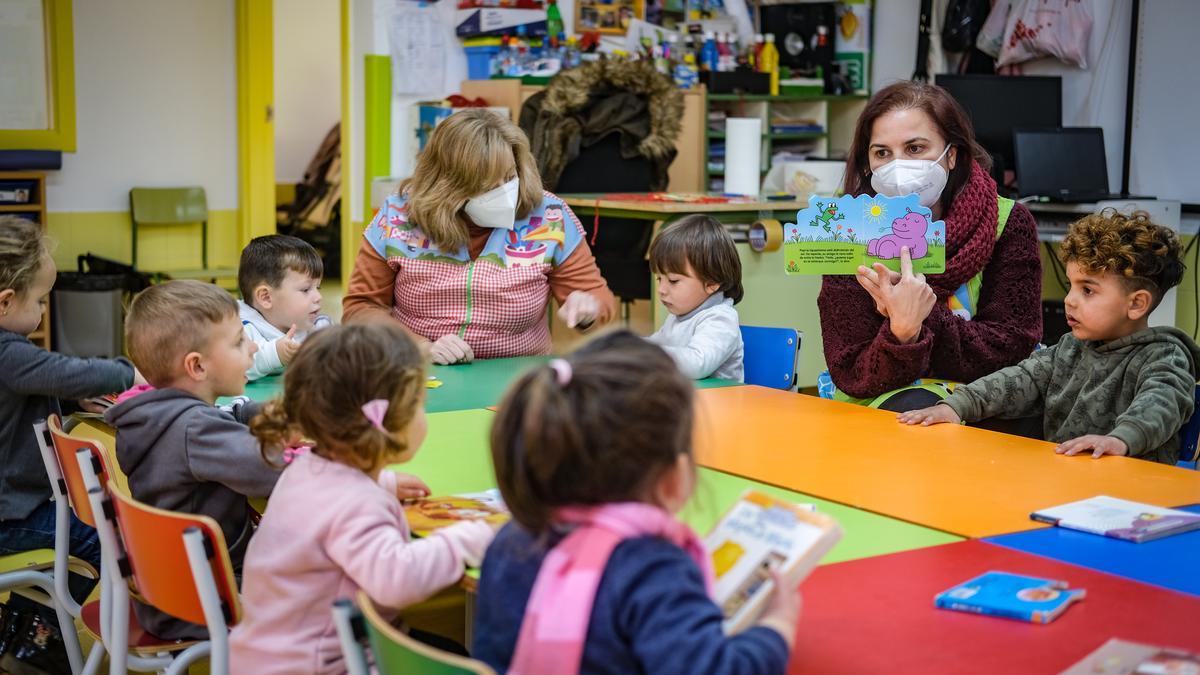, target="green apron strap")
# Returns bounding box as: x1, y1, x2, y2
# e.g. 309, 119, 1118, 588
996, 196, 1014, 239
